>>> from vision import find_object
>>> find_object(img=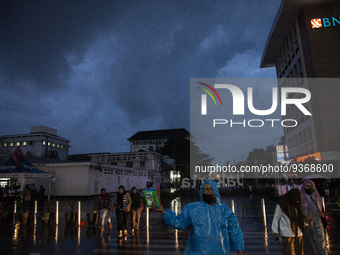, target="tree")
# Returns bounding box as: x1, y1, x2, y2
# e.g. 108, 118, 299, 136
157, 136, 213, 179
